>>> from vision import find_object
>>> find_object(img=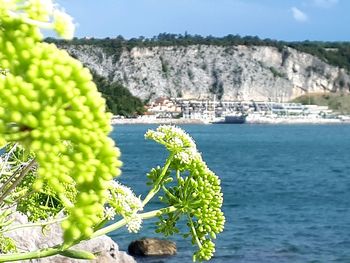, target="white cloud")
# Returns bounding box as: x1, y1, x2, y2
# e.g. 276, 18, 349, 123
312, 0, 338, 8
291, 7, 308, 22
